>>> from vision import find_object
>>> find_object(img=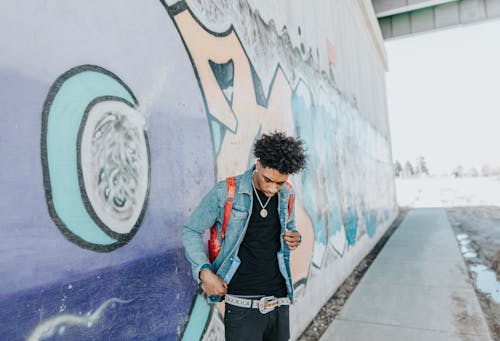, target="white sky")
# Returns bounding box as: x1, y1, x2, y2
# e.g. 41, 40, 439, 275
385, 19, 500, 175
